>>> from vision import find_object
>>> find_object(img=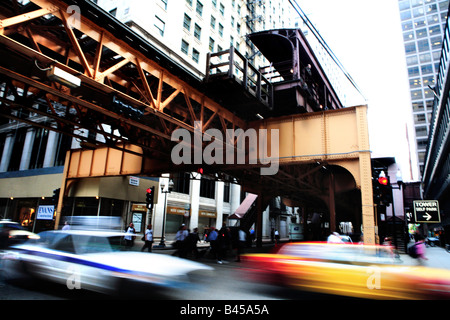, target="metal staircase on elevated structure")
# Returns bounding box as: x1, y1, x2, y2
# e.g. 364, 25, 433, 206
204, 28, 343, 122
